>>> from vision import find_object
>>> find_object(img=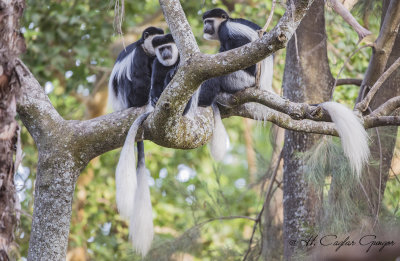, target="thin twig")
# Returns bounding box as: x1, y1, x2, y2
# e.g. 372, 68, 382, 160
263, 0, 277, 32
